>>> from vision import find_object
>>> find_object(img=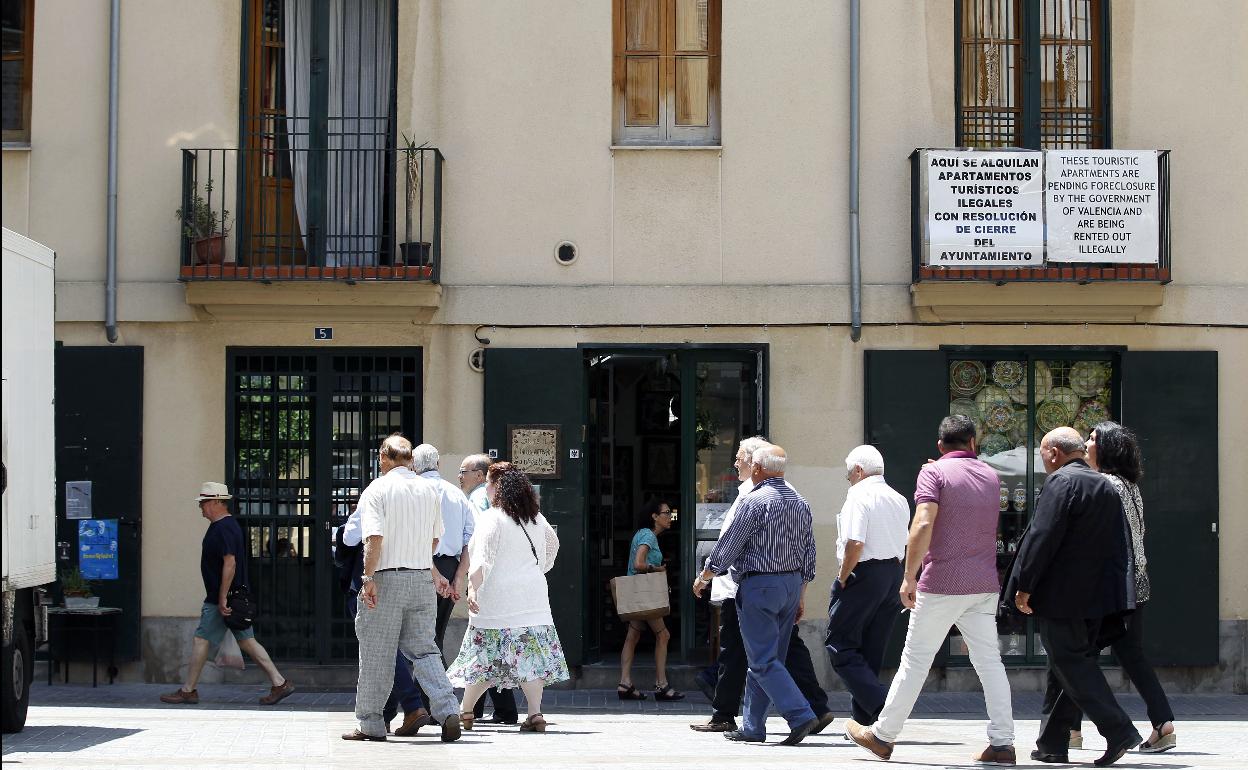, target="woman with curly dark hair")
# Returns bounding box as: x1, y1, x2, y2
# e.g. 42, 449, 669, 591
1065, 422, 1176, 754
446, 462, 568, 733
